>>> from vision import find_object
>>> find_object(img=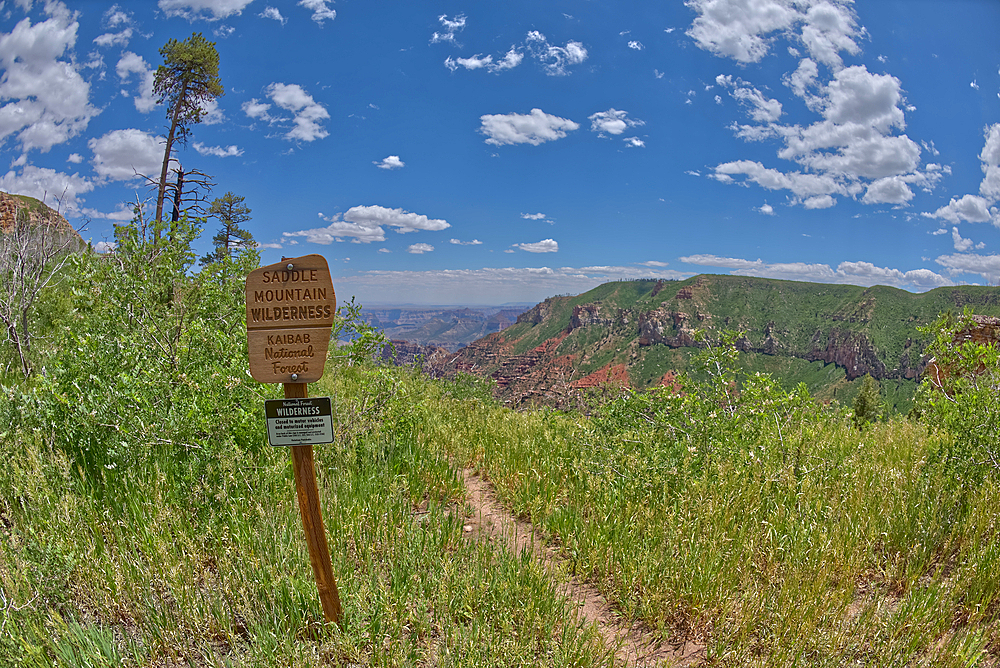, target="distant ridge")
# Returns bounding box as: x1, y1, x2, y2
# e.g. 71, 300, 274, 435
428, 275, 1000, 413
0, 191, 84, 251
